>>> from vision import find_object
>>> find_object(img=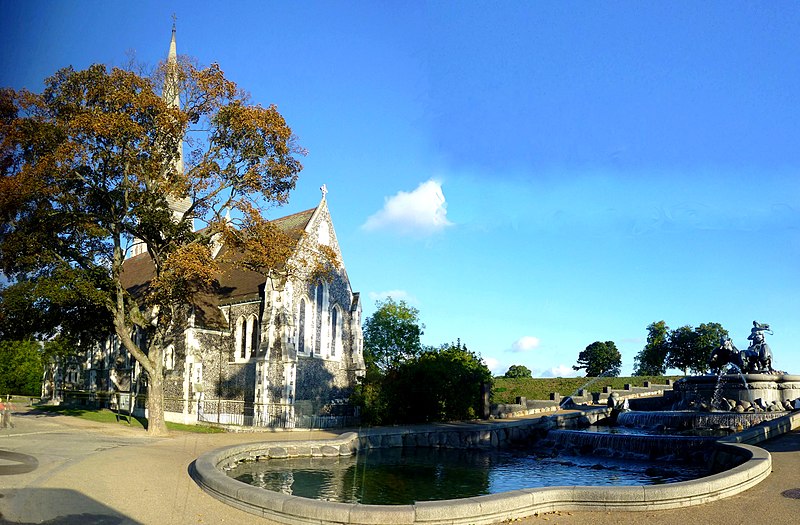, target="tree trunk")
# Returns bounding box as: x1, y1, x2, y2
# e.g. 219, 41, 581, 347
146, 368, 169, 436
